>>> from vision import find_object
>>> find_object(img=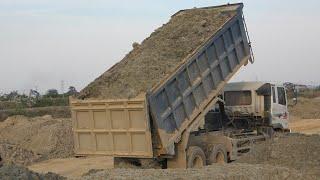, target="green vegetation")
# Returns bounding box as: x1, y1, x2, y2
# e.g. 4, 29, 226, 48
0, 86, 77, 120
0, 86, 78, 110
297, 89, 320, 99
